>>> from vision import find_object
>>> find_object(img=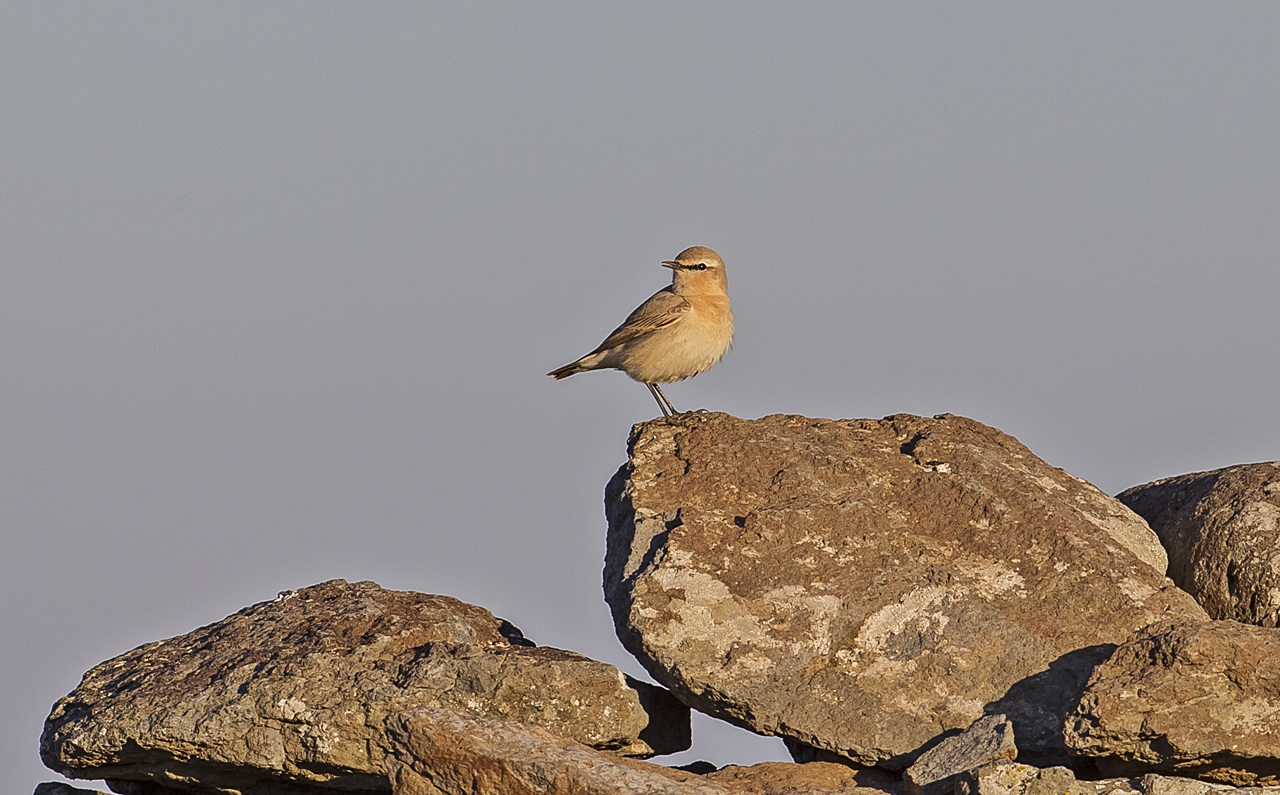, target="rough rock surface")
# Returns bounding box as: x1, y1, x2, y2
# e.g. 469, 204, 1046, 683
386, 708, 713, 795
385, 707, 898, 795
955, 761, 1280, 795
704, 762, 899, 794
956, 763, 1280, 795
904, 714, 1017, 795
604, 413, 1207, 769
954, 761, 1080, 795
1118, 463, 1280, 627
1065, 620, 1280, 786
41, 580, 689, 795
1130, 776, 1254, 795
